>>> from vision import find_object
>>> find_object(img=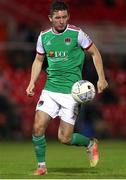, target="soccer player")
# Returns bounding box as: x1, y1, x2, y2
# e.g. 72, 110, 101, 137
26, 0, 108, 175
